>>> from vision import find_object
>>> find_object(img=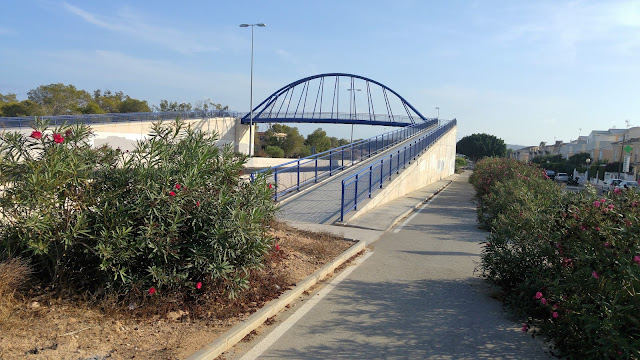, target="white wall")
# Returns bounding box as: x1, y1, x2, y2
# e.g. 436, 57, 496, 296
346, 126, 457, 221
